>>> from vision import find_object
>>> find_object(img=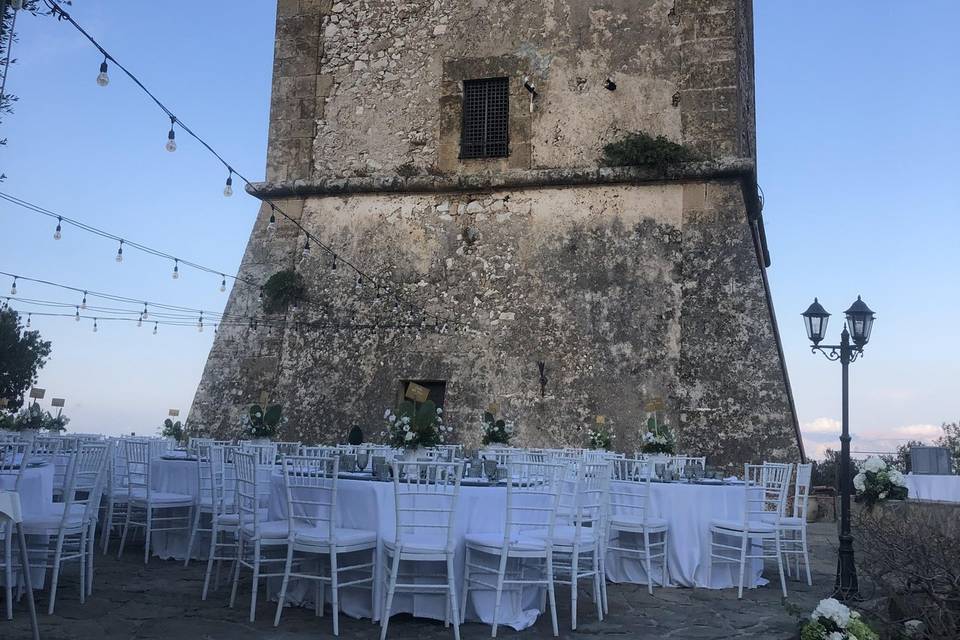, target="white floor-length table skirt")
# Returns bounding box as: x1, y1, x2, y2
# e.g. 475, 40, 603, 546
267, 476, 545, 631
148, 458, 274, 560
604, 481, 765, 589
1, 463, 55, 589
904, 474, 960, 503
